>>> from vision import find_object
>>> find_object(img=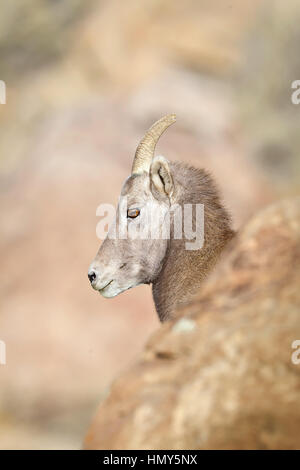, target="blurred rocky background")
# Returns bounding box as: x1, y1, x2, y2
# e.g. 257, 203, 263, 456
0, 0, 299, 449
